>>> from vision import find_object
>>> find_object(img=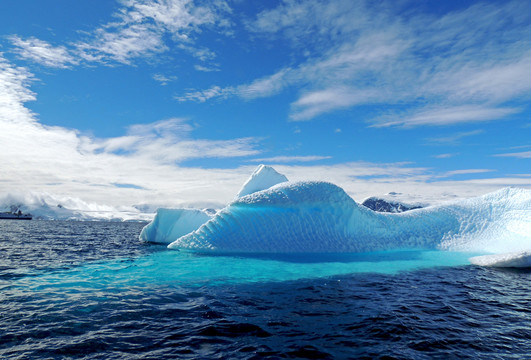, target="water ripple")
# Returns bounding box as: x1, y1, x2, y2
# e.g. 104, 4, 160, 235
0, 221, 530, 359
